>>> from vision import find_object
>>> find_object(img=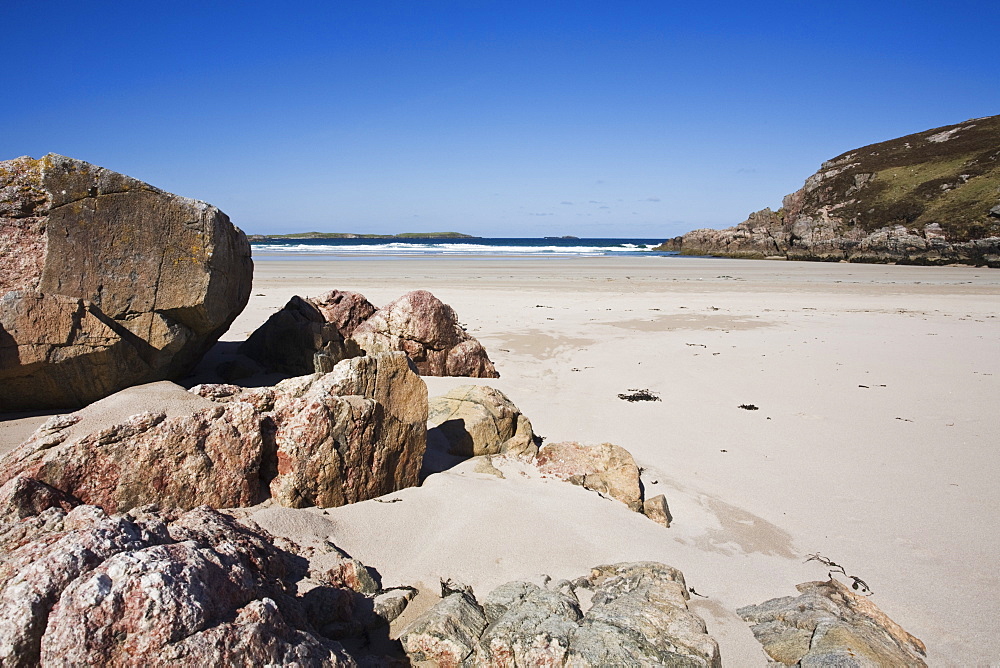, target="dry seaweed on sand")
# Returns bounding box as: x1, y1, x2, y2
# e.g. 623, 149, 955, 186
618, 389, 661, 402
